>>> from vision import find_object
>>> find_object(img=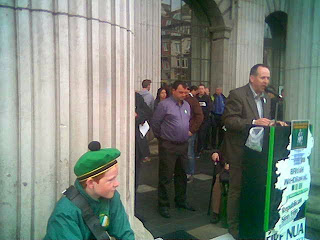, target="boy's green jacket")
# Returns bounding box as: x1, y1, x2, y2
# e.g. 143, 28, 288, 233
44, 180, 134, 240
